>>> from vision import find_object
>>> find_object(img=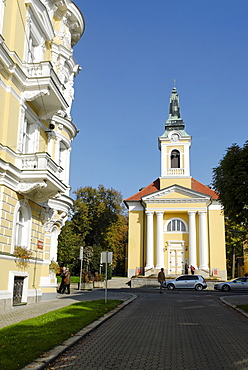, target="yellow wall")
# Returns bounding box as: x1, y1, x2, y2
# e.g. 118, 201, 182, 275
208, 209, 226, 272
2, 1, 26, 59
127, 211, 144, 273
160, 177, 192, 189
